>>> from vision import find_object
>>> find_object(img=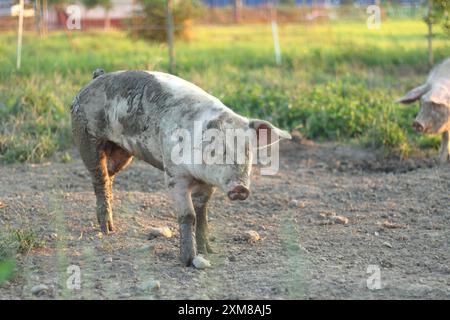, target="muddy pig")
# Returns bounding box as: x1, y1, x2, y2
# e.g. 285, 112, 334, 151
397, 57, 450, 163
71, 69, 291, 266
